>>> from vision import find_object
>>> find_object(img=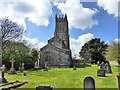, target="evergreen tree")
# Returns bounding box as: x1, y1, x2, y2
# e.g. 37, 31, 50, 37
79, 38, 108, 64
